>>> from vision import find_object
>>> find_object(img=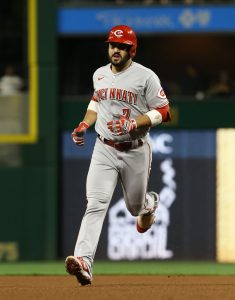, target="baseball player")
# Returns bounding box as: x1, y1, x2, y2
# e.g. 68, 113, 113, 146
65, 25, 171, 286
